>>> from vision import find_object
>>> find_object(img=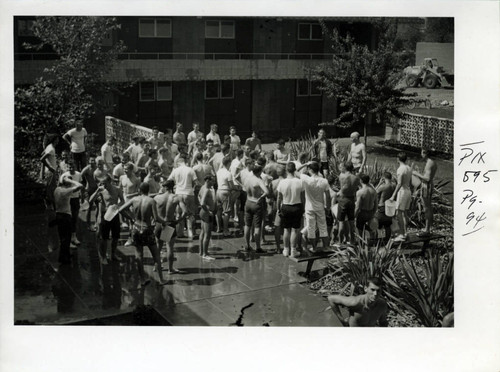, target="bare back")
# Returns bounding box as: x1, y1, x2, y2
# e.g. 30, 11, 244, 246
132, 195, 157, 227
